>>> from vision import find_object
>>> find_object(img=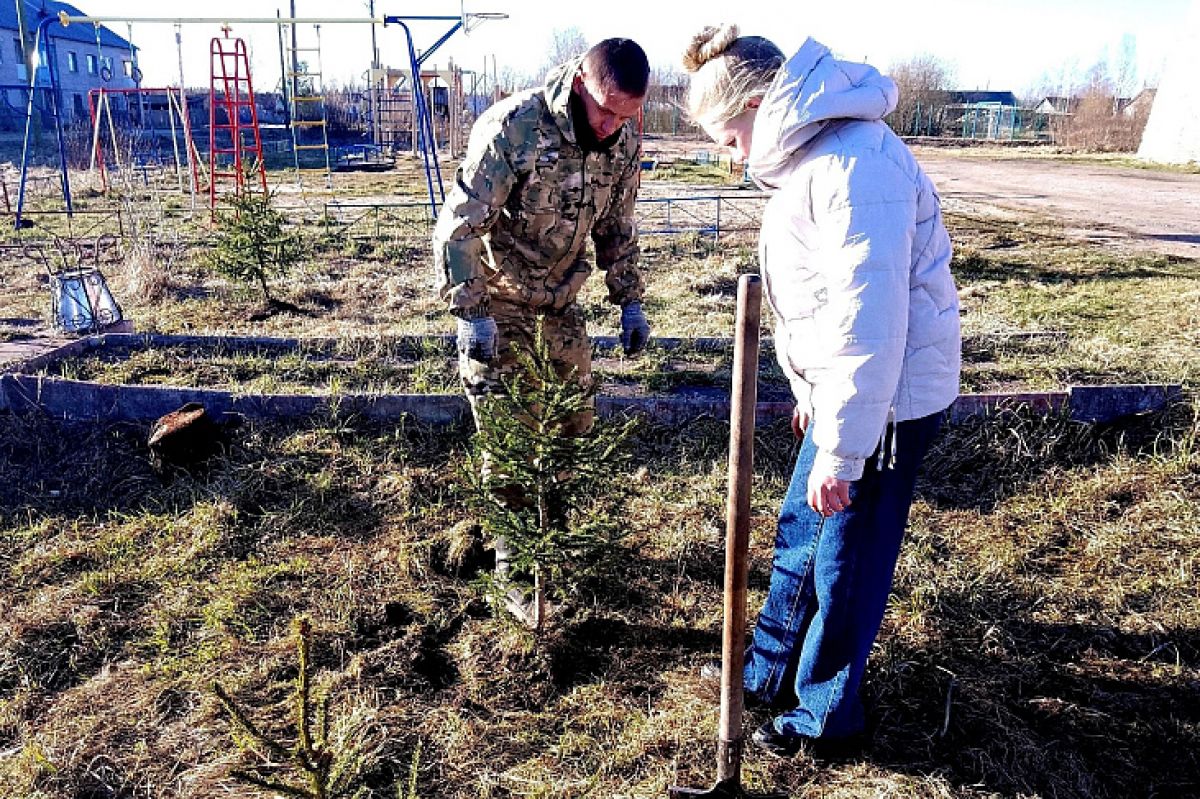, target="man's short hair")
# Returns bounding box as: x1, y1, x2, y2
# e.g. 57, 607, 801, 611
584, 38, 650, 98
